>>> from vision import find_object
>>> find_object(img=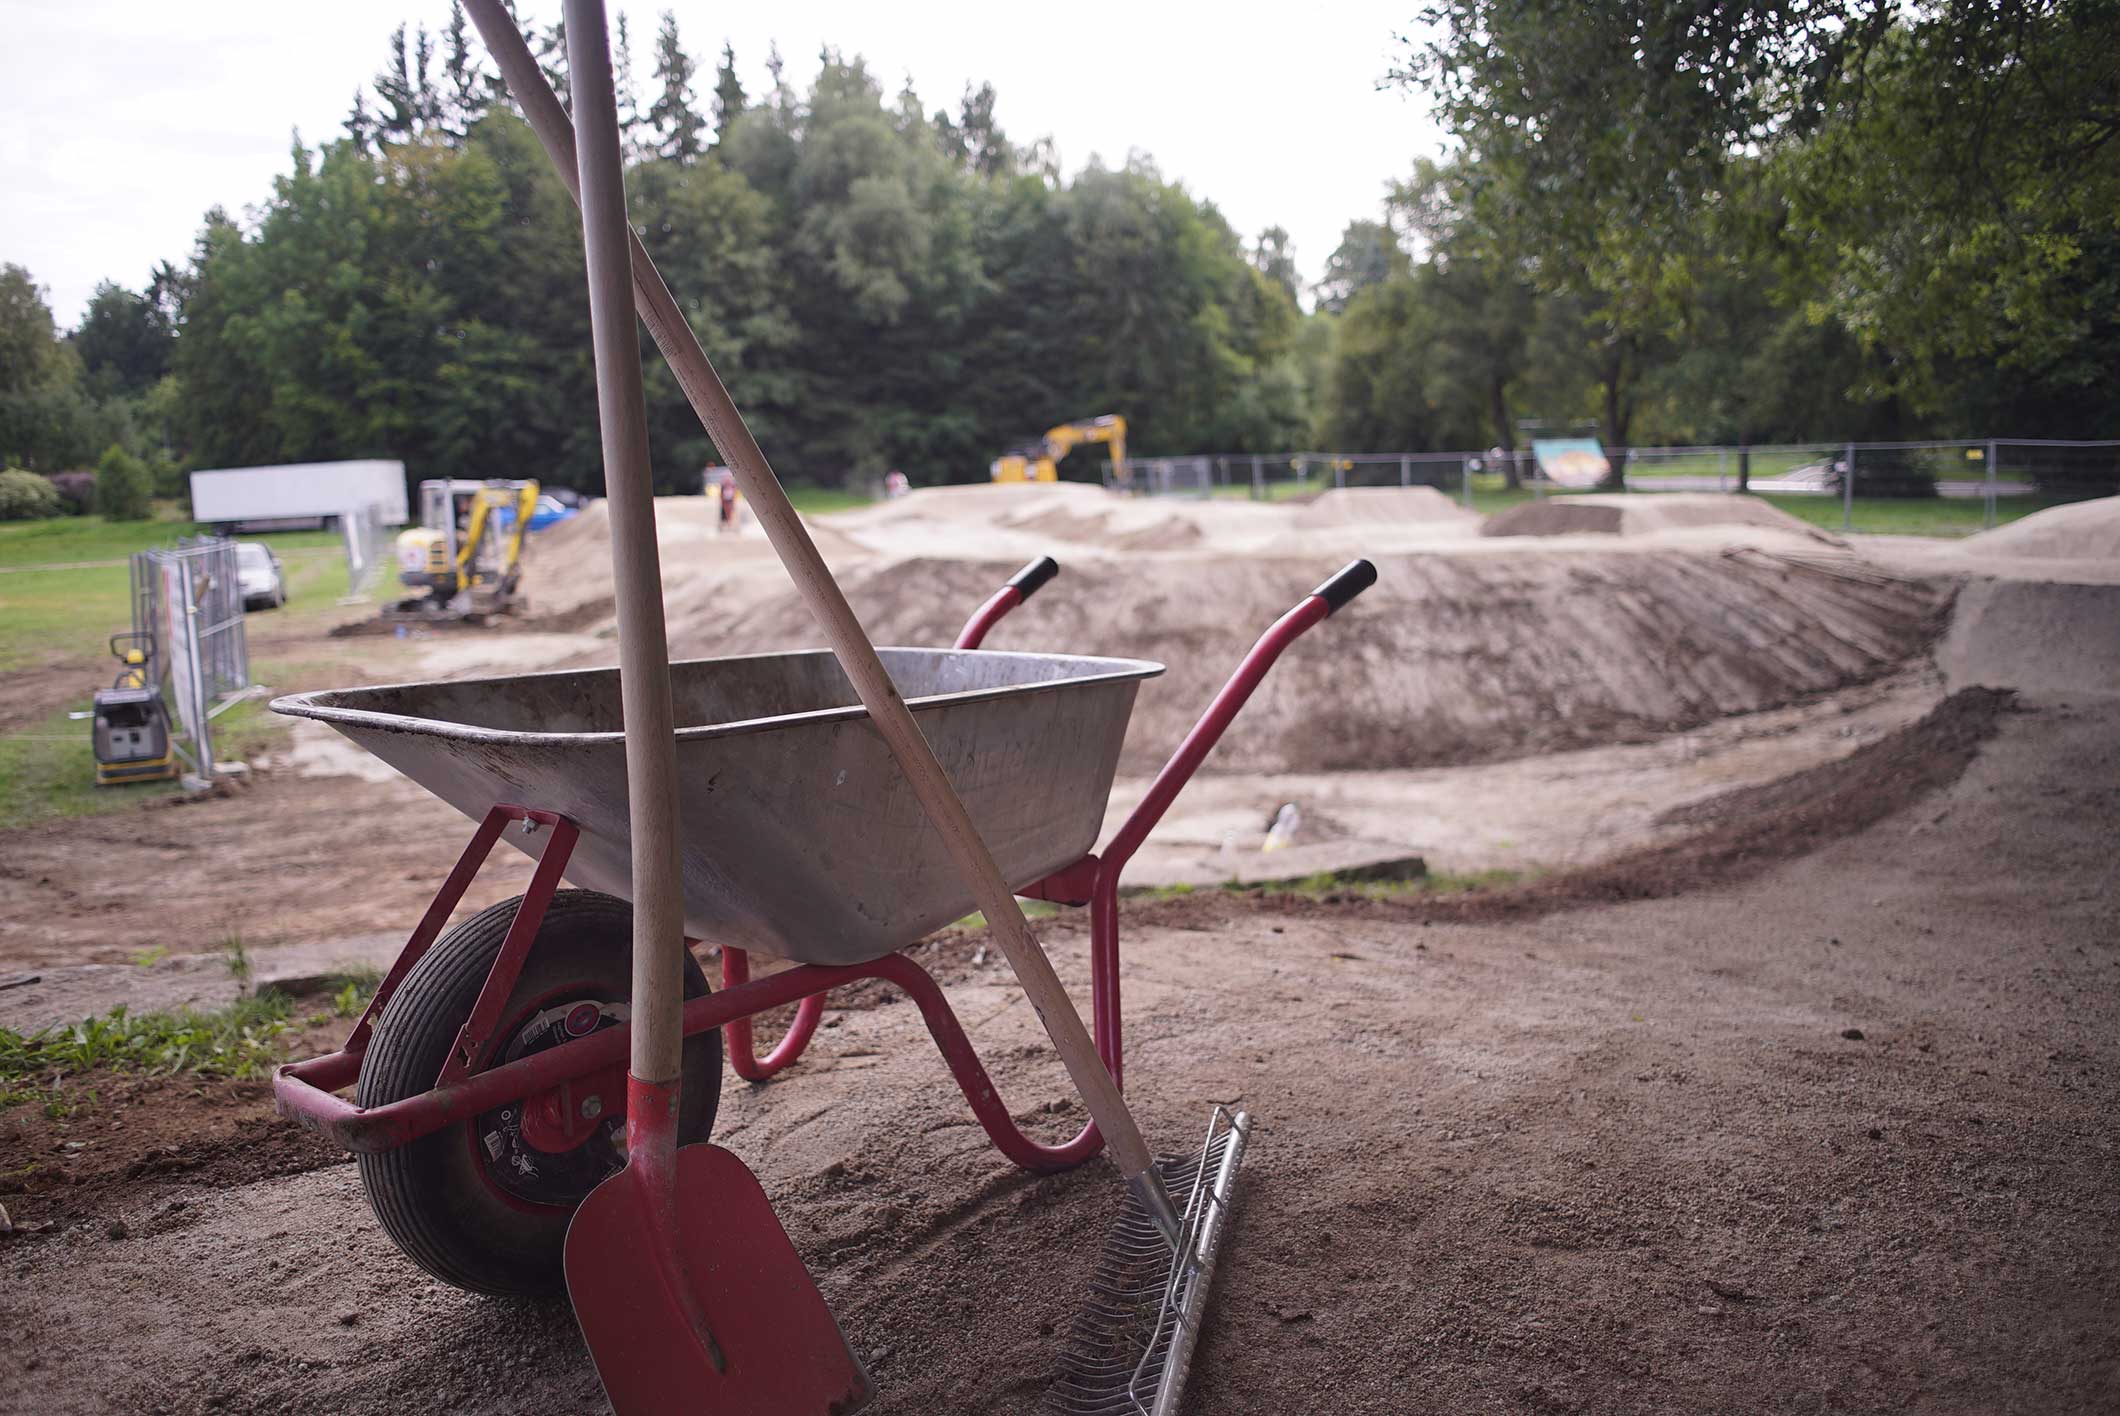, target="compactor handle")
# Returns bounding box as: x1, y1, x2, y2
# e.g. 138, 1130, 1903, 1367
1311, 558, 1378, 616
